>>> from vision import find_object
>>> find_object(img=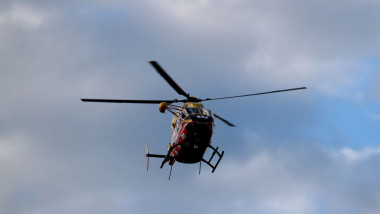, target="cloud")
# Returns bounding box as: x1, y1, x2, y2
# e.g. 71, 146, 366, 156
340, 147, 380, 162
196, 141, 380, 214
0, 1, 379, 214
0, 5, 45, 30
